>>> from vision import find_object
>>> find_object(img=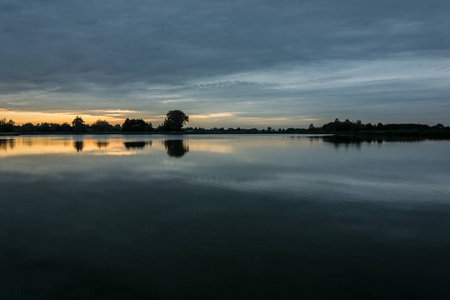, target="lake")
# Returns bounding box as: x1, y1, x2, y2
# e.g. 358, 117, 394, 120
1, 134, 450, 299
